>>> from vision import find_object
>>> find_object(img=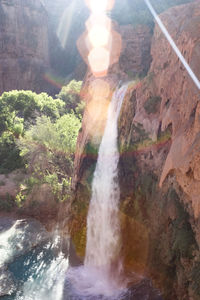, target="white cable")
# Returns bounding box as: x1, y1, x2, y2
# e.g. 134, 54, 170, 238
145, 0, 200, 90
